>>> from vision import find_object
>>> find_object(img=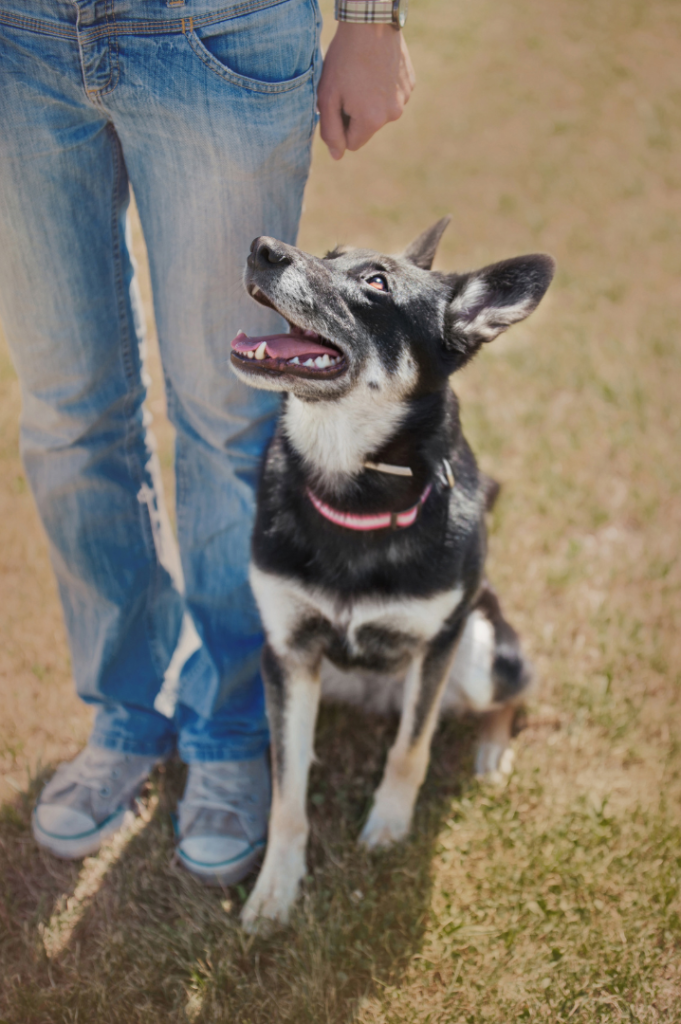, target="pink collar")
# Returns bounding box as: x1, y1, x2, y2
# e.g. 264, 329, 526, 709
307, 483, 433, 532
